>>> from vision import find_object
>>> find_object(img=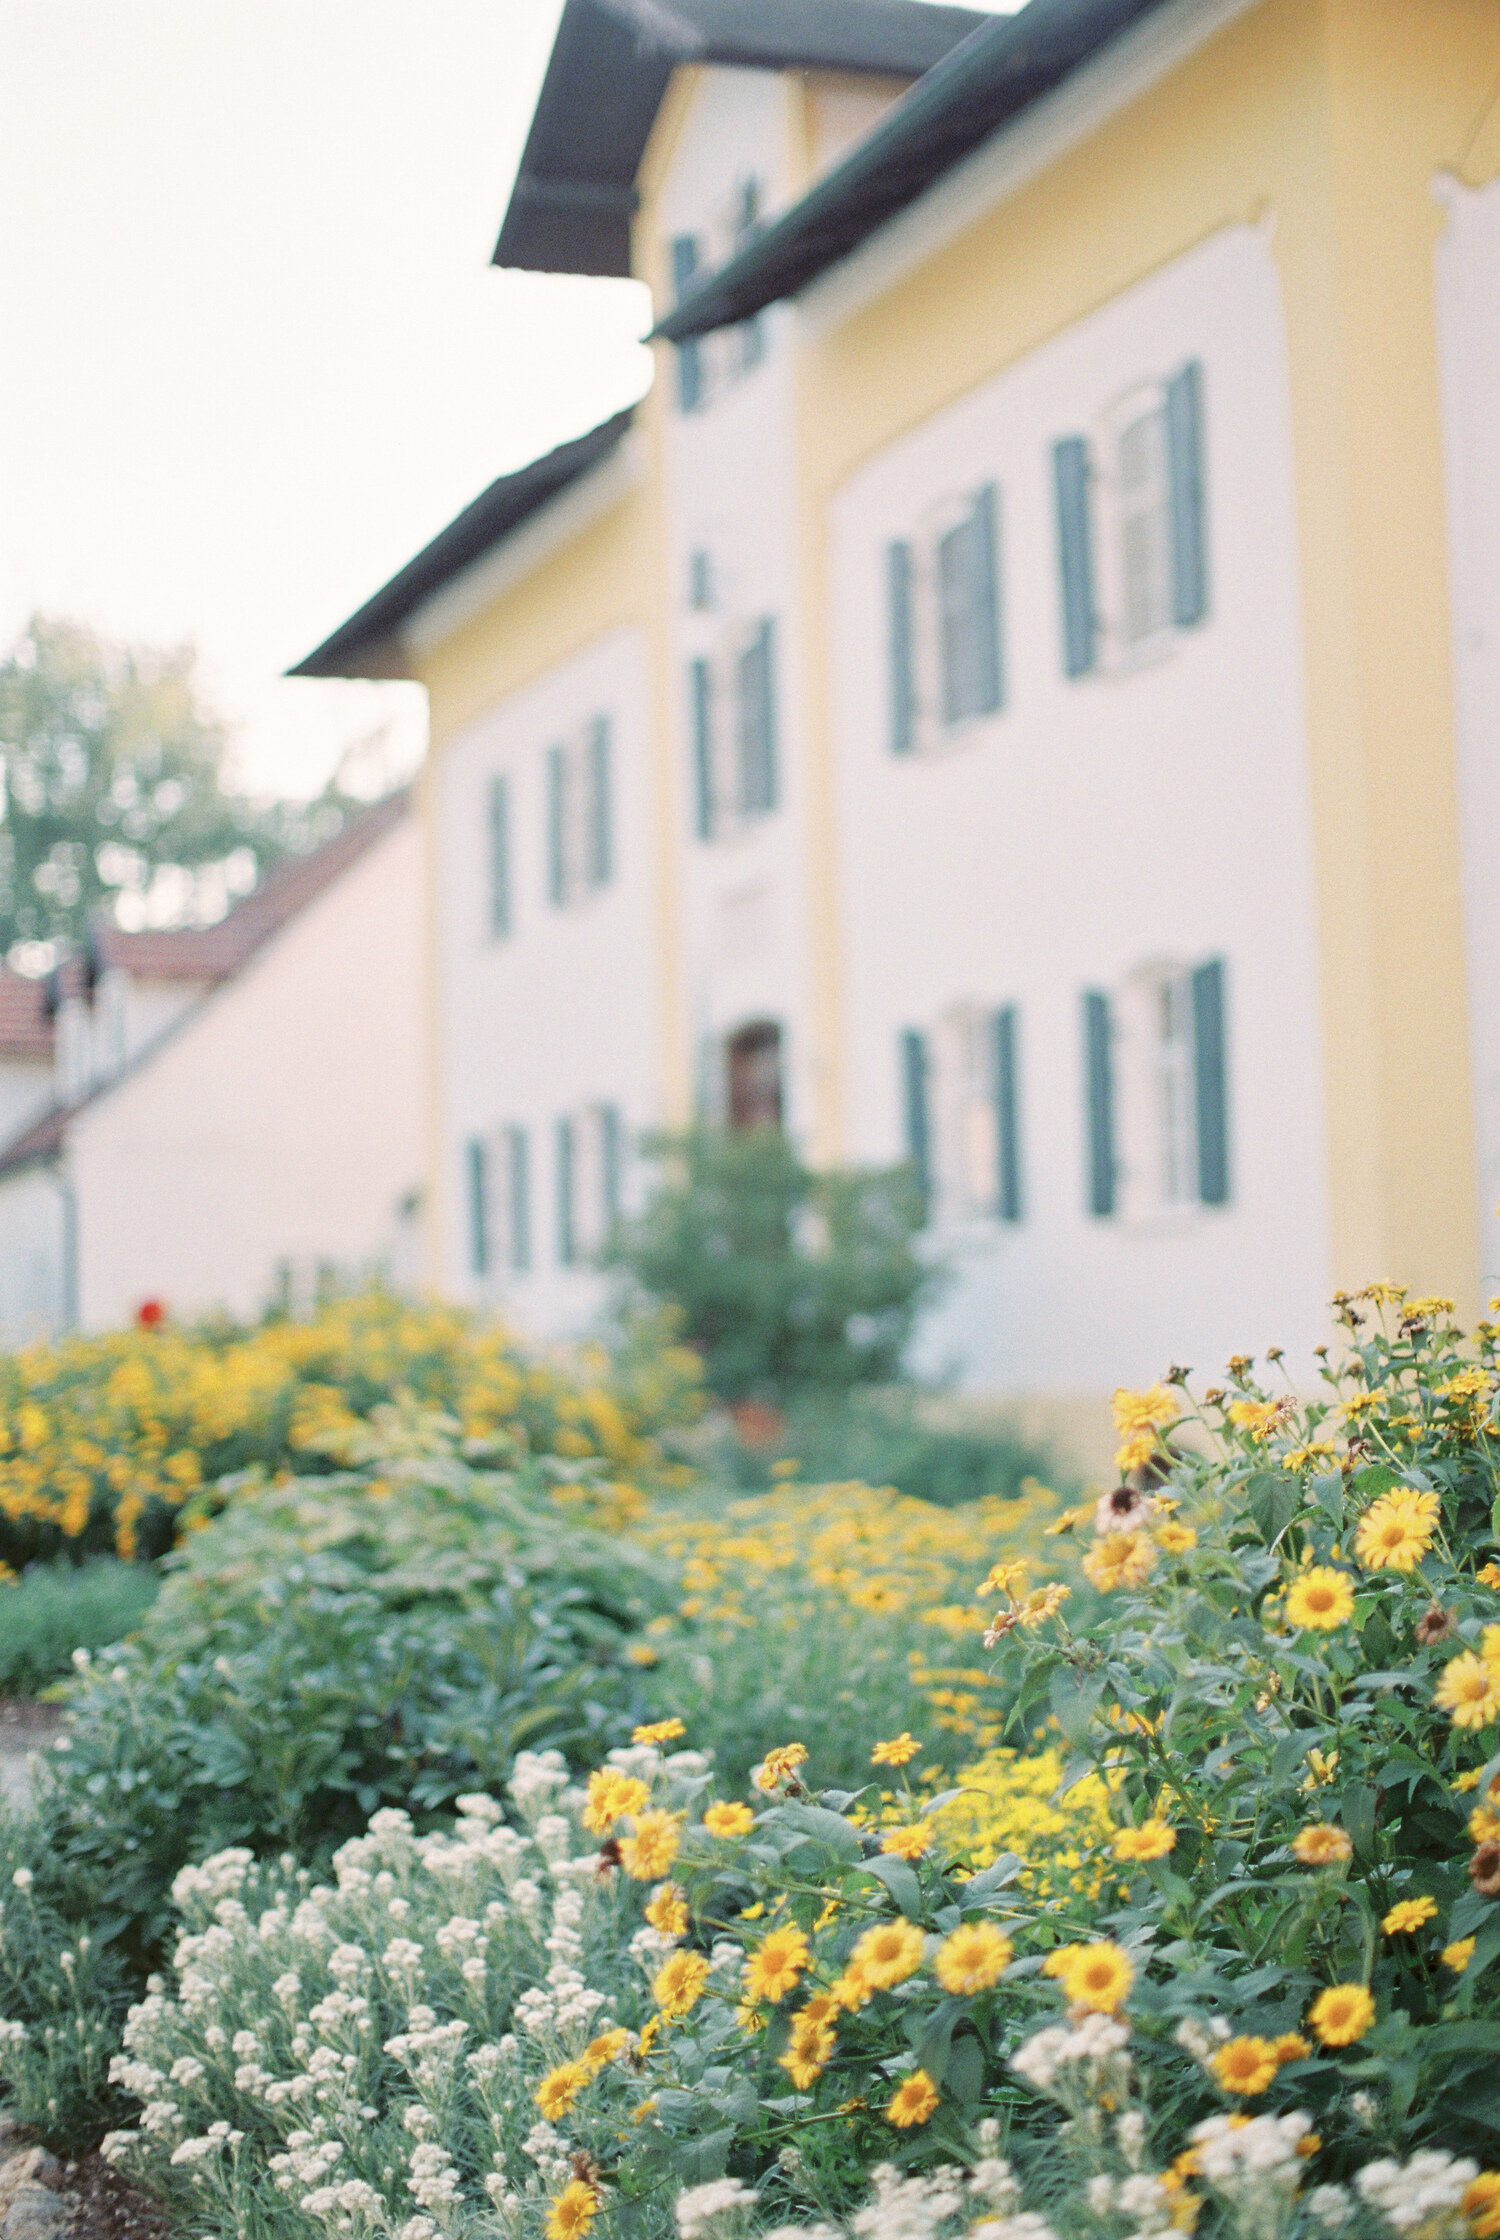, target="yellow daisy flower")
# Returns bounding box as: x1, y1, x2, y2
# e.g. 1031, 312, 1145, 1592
743, 1926, 810, 2004
1284, 1567, 1355, 1631
885, 2069, 940, 2128
1381, 1895, 1438, 1936
1308, 1982, 1376, 2046
1291, 1822, 1353, 1865
1211, 2036, 1279, 2097
1082, 1530, 1156, 1594
849, 1918, 925, 1990
1435, 1651, 1500, 1730
702, 1802, 755, 1838
933, 1922, 1012, 1994
1113, 1820, 1176, 1862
